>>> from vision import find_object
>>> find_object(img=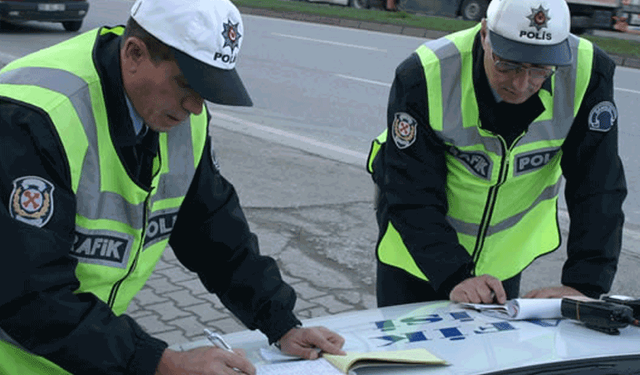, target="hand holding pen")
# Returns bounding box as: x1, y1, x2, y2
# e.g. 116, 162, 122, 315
204, 328, 255, 374
204, 329, 234, 353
